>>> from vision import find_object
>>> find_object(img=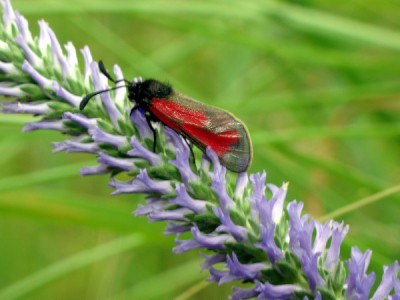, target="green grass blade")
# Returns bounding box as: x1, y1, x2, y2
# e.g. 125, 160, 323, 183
261, 0, 400, 51
252, 124, 400, 144
320, 184, 400, 221
18, 0, 400, 51
0, 234, 143, 300
110, 259, 205, 299
0, 114, 36, 125
0, 161, 92, 192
